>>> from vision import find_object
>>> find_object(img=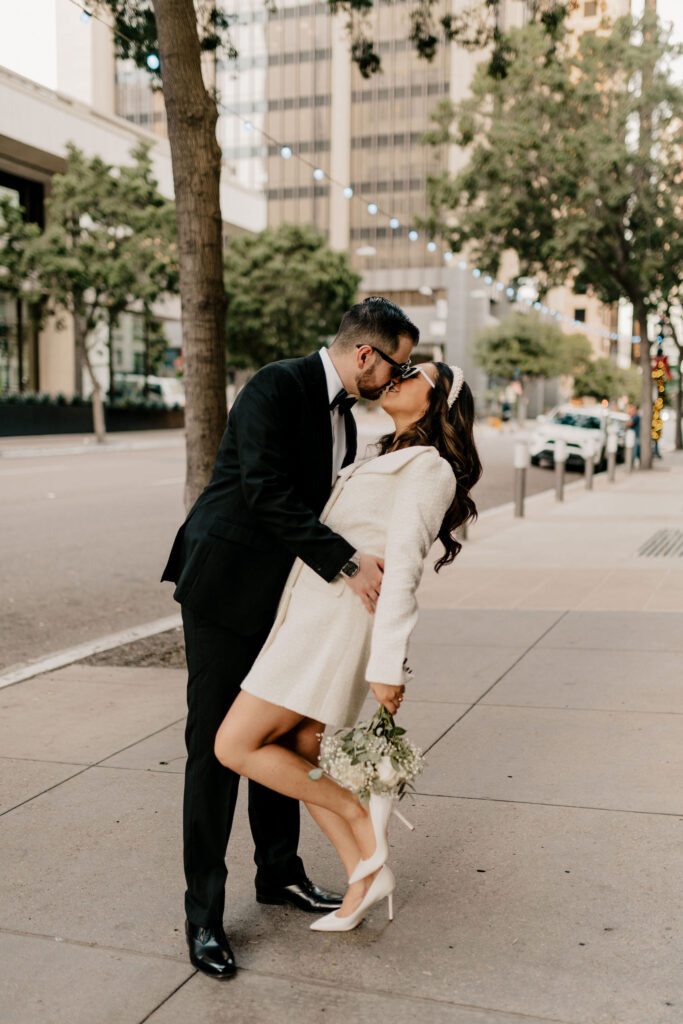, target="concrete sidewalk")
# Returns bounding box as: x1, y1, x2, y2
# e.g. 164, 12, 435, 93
1, 456, 682, 1024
